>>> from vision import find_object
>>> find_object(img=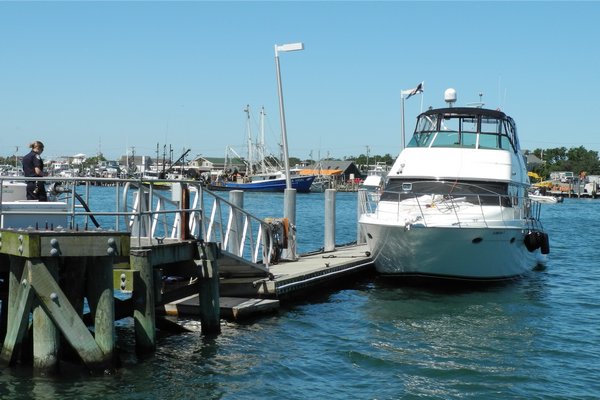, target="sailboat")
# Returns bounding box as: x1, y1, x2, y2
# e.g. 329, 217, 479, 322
208, 106, 315, 193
